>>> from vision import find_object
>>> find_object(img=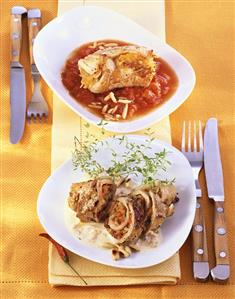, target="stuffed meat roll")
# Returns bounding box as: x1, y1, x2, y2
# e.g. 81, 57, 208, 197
104, 196, 145, 244
145, 182, 178, 233
67, 176, 116, 223
131, 182, 178, 234
78, 45, 157, 93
